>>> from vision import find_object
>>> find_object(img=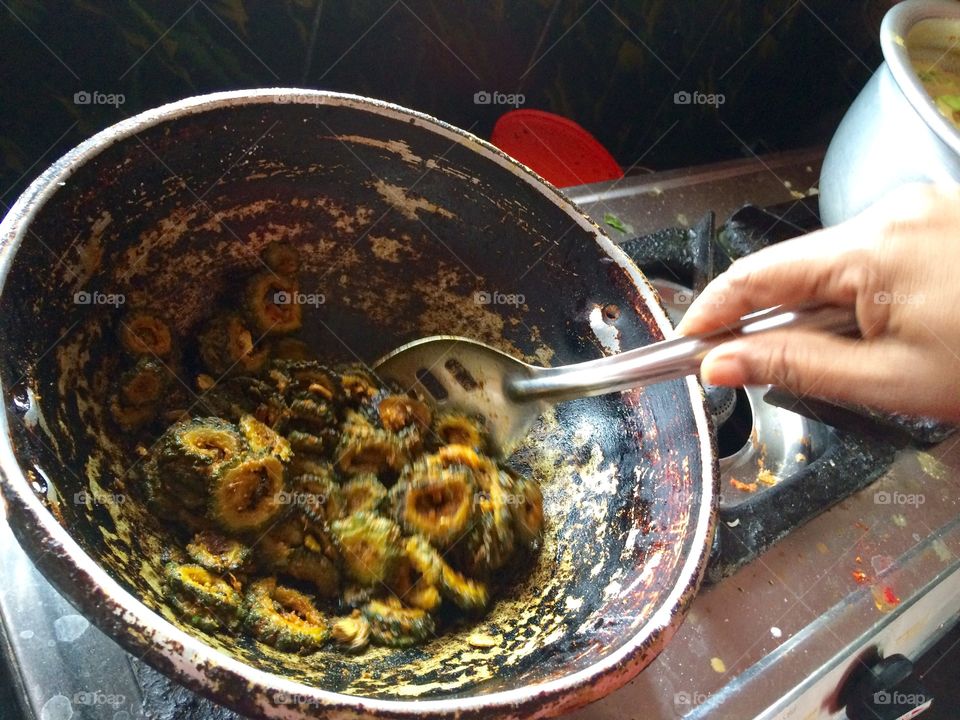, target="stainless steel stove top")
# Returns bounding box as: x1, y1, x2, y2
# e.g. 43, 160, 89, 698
2, 148, 958, 720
